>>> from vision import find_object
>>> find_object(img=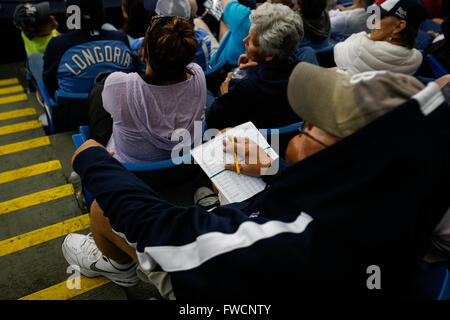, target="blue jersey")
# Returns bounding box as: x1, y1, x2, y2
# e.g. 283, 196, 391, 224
43, 30, 134, 97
